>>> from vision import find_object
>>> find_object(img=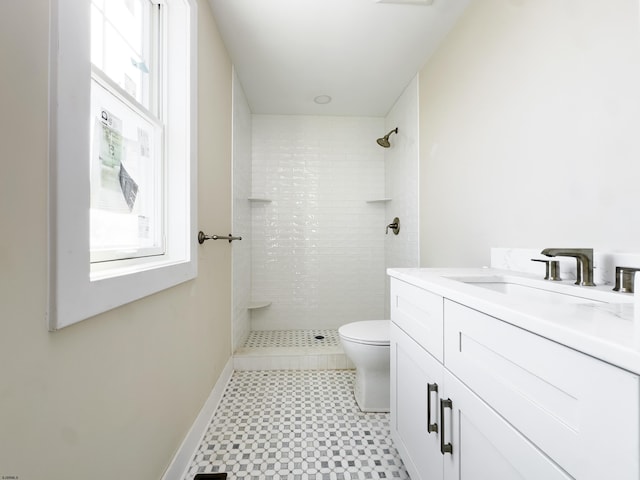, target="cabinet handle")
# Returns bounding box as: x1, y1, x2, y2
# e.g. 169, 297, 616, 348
427, 383, 438, 433
440, 398, 453, 455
